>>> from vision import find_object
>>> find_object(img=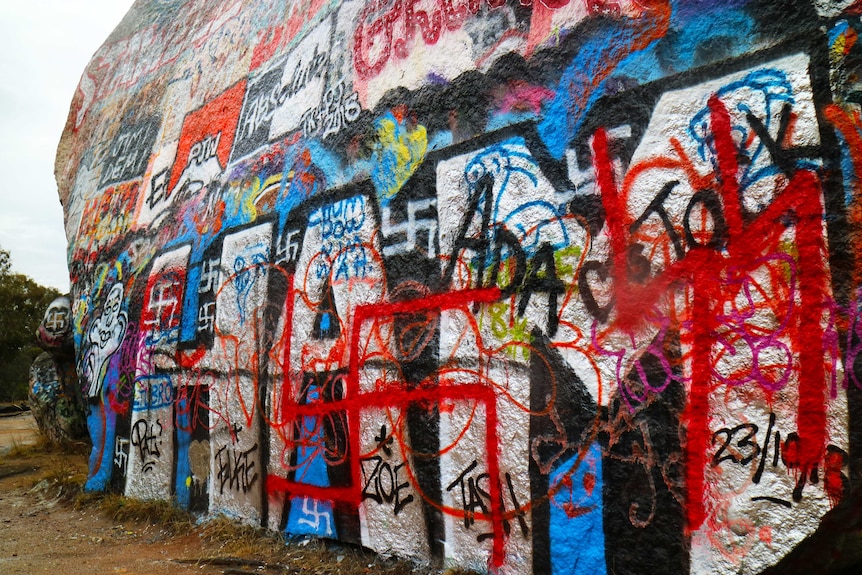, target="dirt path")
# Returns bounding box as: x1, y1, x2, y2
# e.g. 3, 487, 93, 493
0, 412, 246, 574
0, 491, 226, 574
0, 412, 420, 575
0, 442, 229, 574
0, 411, 39, 456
